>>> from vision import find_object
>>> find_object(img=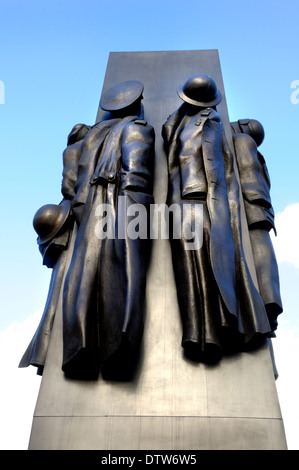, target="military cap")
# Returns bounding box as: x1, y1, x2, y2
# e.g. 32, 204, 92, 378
99, 80, 144, 112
